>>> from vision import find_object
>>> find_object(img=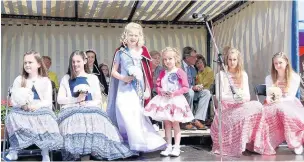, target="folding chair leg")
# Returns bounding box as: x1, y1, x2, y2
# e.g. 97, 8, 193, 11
256, 95, 260, 102
50, 151, 53, 161
1, 130, 7, 158
279, 141, 288, 147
